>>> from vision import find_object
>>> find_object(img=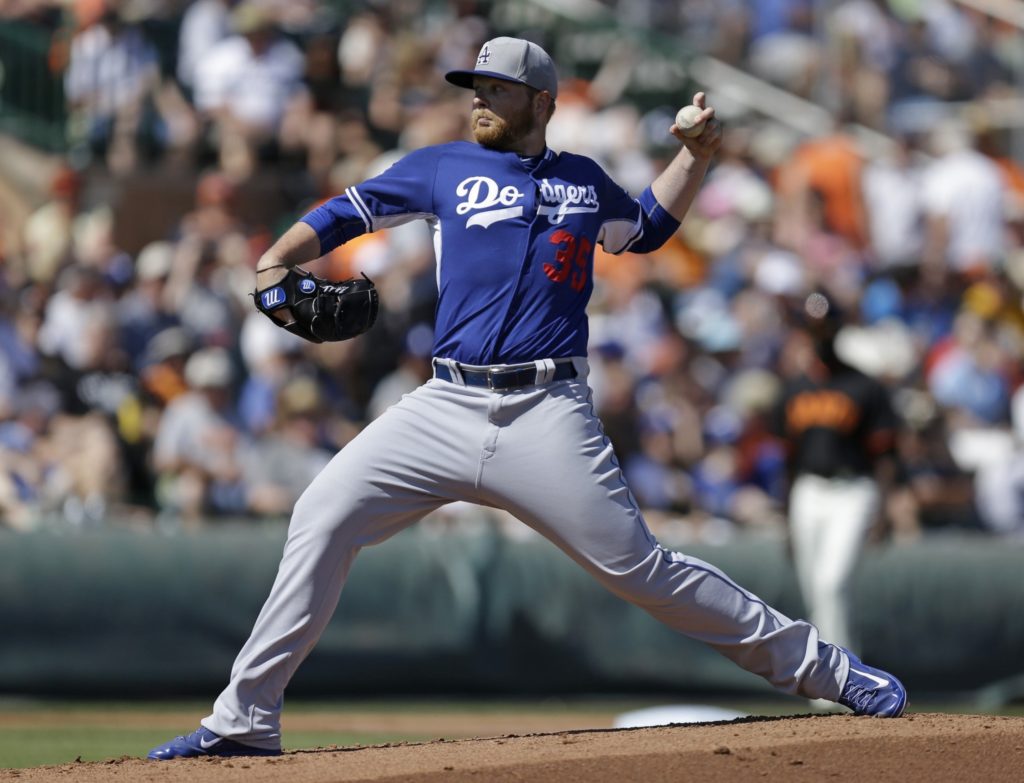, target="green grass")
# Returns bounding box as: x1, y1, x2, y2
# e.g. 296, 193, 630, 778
0, 698, 613, 769
0, 726, 430, 769
0, 699, 412, 768
0, 700, 440, 770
